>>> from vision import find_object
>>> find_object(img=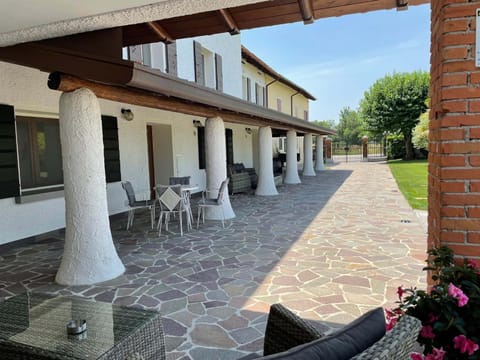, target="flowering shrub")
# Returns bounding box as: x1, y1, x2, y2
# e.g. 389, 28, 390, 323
387, 246, 480, 360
